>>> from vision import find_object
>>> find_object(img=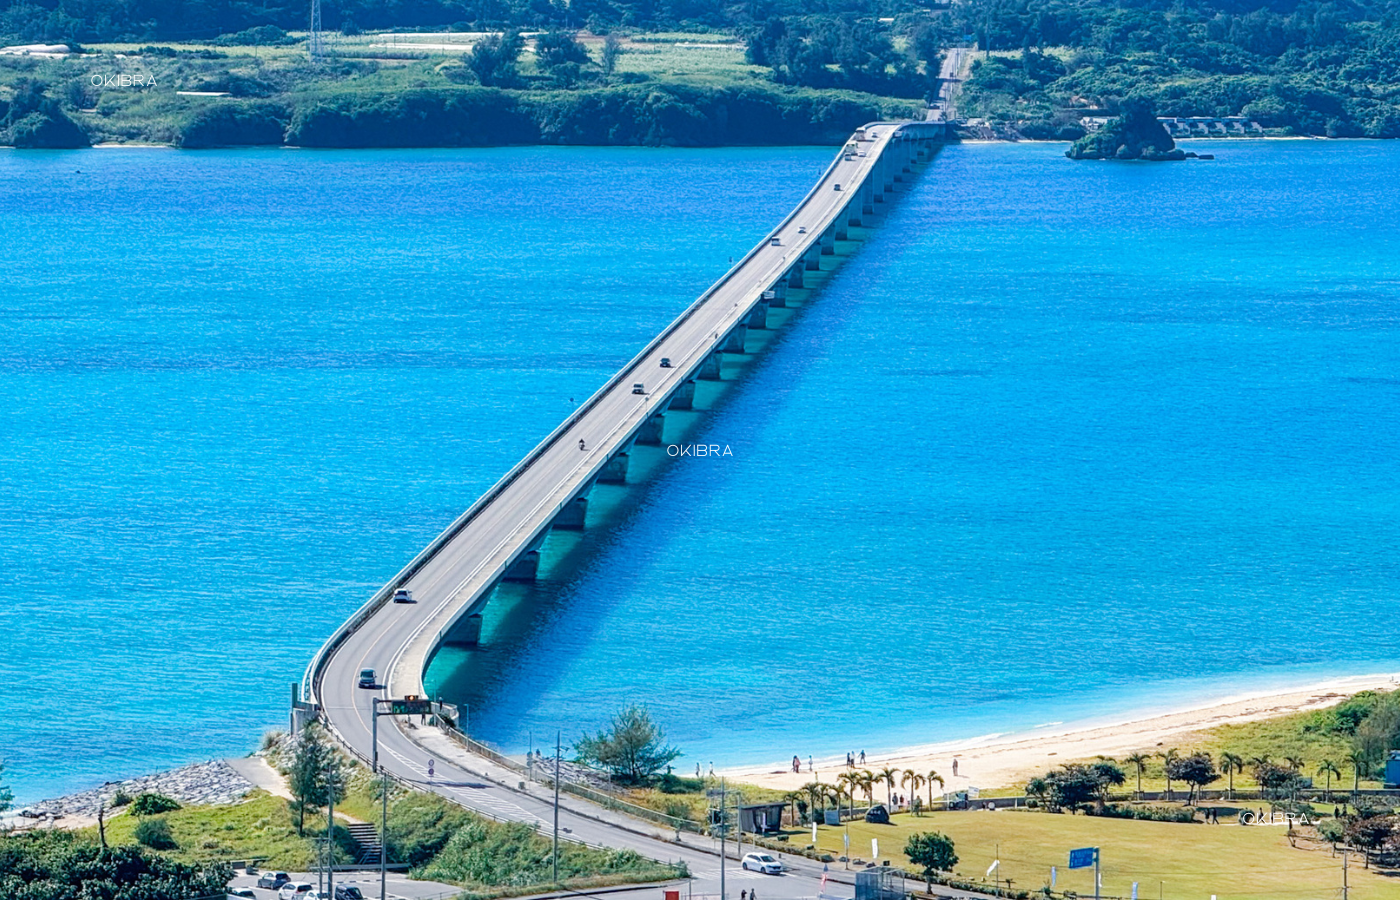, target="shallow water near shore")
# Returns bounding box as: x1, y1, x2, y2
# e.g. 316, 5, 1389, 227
3, 140, 1399, 803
